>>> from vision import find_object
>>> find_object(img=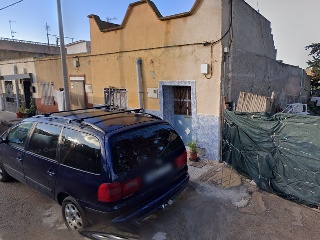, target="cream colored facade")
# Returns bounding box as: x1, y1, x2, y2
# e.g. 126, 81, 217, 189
89, 0, 223, 116
87, 0, 224, 159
